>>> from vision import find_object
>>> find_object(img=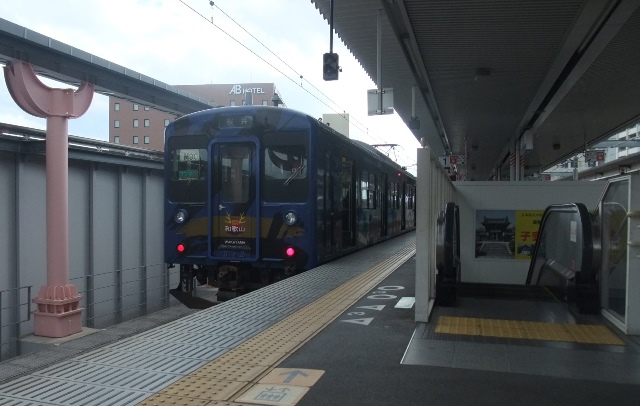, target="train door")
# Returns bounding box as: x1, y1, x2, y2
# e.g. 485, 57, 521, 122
381, 173, 388, 237
323, 152, 334, 254
341, 157, 355, 247
401, 181, 407, 231
210, 138, 259, 260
